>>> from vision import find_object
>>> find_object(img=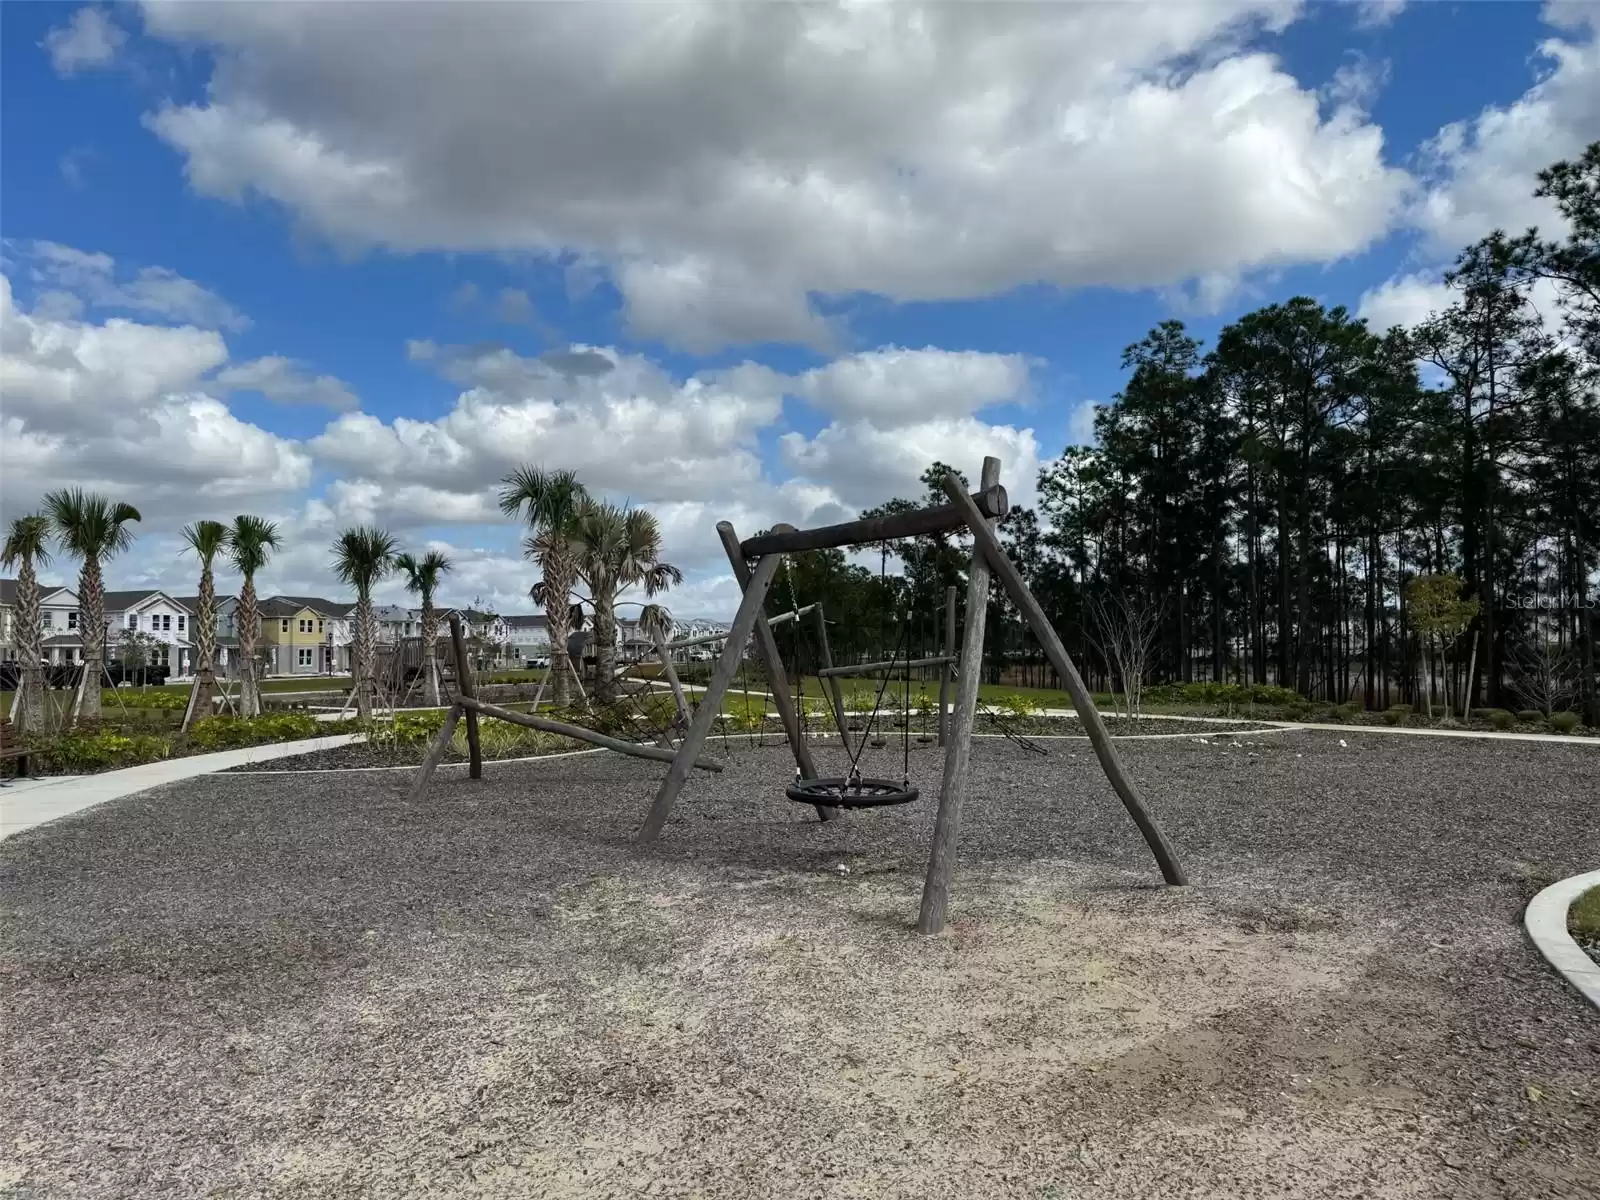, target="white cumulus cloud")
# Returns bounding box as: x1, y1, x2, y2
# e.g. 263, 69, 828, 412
137, 0, 1408, 351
